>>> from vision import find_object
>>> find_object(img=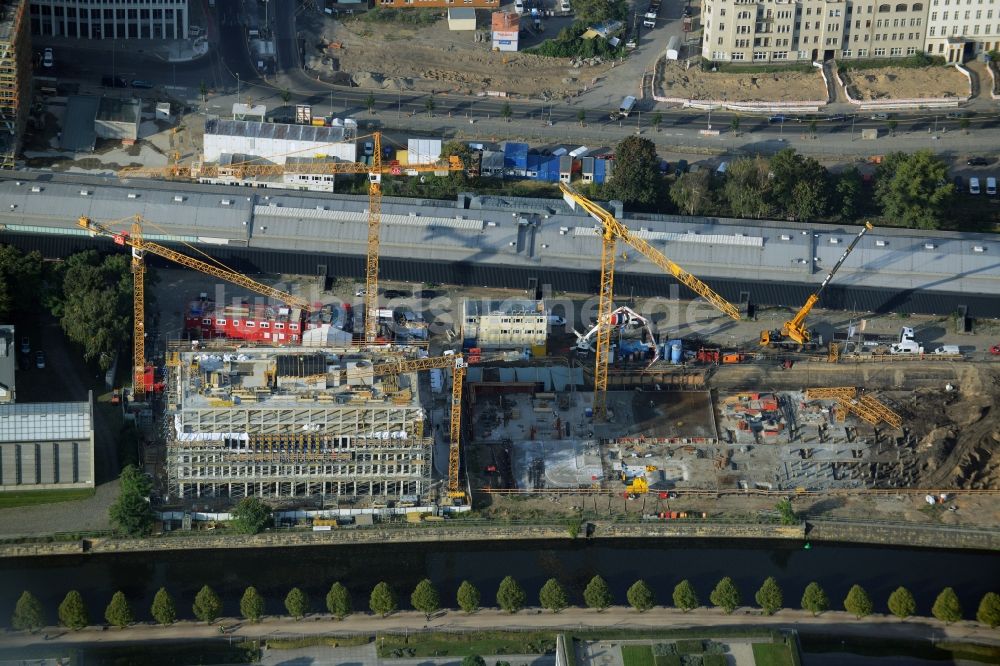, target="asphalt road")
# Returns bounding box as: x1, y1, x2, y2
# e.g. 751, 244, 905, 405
29, 0, 1000, 152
